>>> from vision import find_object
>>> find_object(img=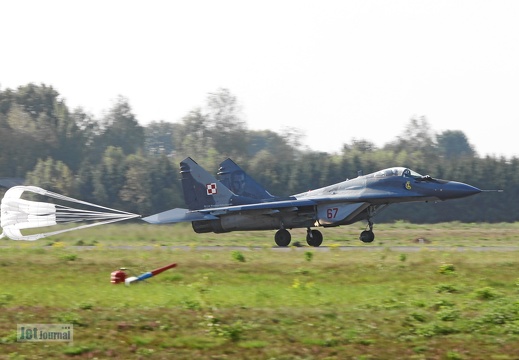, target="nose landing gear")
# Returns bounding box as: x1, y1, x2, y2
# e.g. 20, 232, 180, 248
359, 220, 375, 243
